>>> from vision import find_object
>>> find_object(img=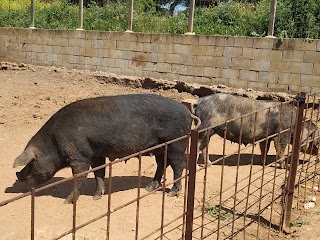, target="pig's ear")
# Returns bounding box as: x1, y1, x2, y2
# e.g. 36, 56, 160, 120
13, 149, 36, 168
